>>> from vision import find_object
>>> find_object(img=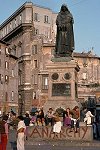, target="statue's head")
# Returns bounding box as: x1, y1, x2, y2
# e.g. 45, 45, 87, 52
61, 4, 68, 12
